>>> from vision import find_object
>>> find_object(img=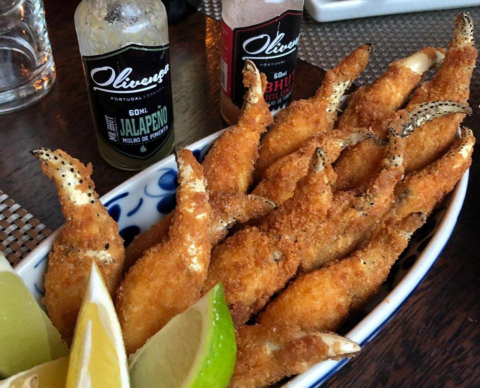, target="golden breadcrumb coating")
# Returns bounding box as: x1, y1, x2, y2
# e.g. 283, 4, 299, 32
209, 193, 276, 246
338, 47, 444, 132
124, 60, 272, 268
390, 127, 474, 221
124, 193, 275, 270
335, 46, 446, 191
259, 214, 426, 331
404, 13, 477, 173
32, 148, 125, 344
205, 149, 336, 326
230, 326, 360, 388
124, 212, 174, 271
116, 149, 211, 354
298, 100, 469, 272
298, 131, 405, 272
205, 99, 464, 326
255, 44, 372, 179
253, 127, 373, 205
260, 127, 474, 333
336, 14, 476, 191
204, 60, 272, 196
